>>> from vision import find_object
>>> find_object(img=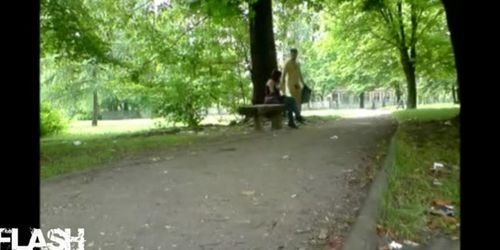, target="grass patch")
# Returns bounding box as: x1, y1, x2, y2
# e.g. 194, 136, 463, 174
380, 108, 460, 242
42, 119, 172, 142
393, 108, 459, 122
40, 115, 250, 180
40, 131, 205, 179
383, 103, 459, 112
